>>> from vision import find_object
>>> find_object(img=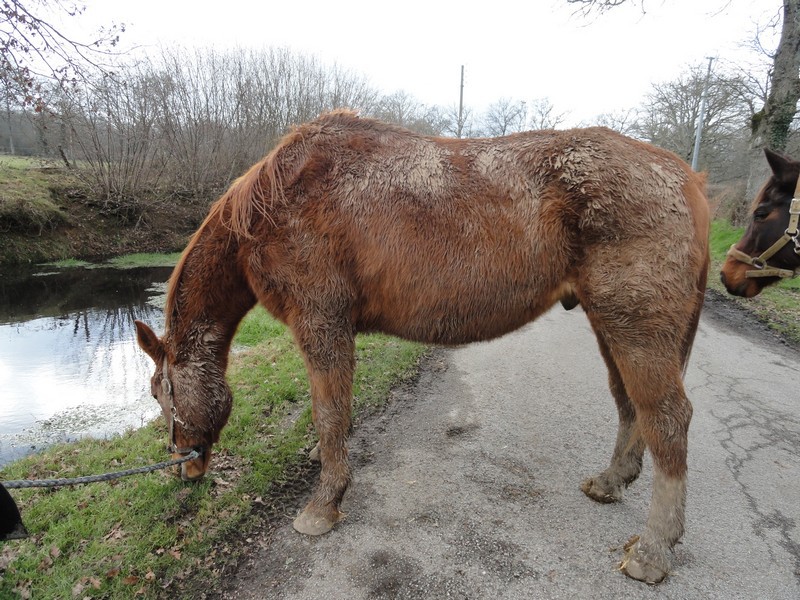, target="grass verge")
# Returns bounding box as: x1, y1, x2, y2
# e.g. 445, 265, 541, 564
0, 307, 425, 599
